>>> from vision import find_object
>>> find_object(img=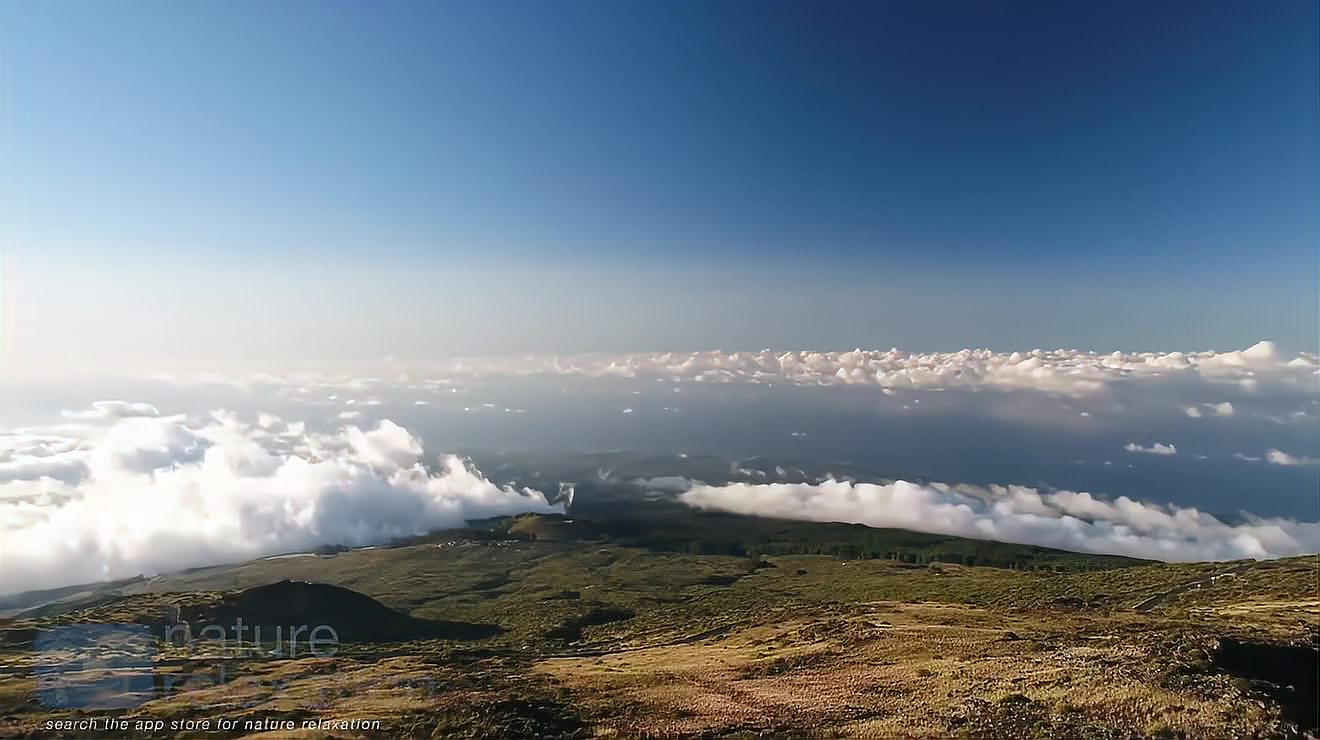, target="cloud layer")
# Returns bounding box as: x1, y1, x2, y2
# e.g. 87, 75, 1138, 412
156, 340, 1317, 398
678, 479, 1319, 562
0, 407, 555, 596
